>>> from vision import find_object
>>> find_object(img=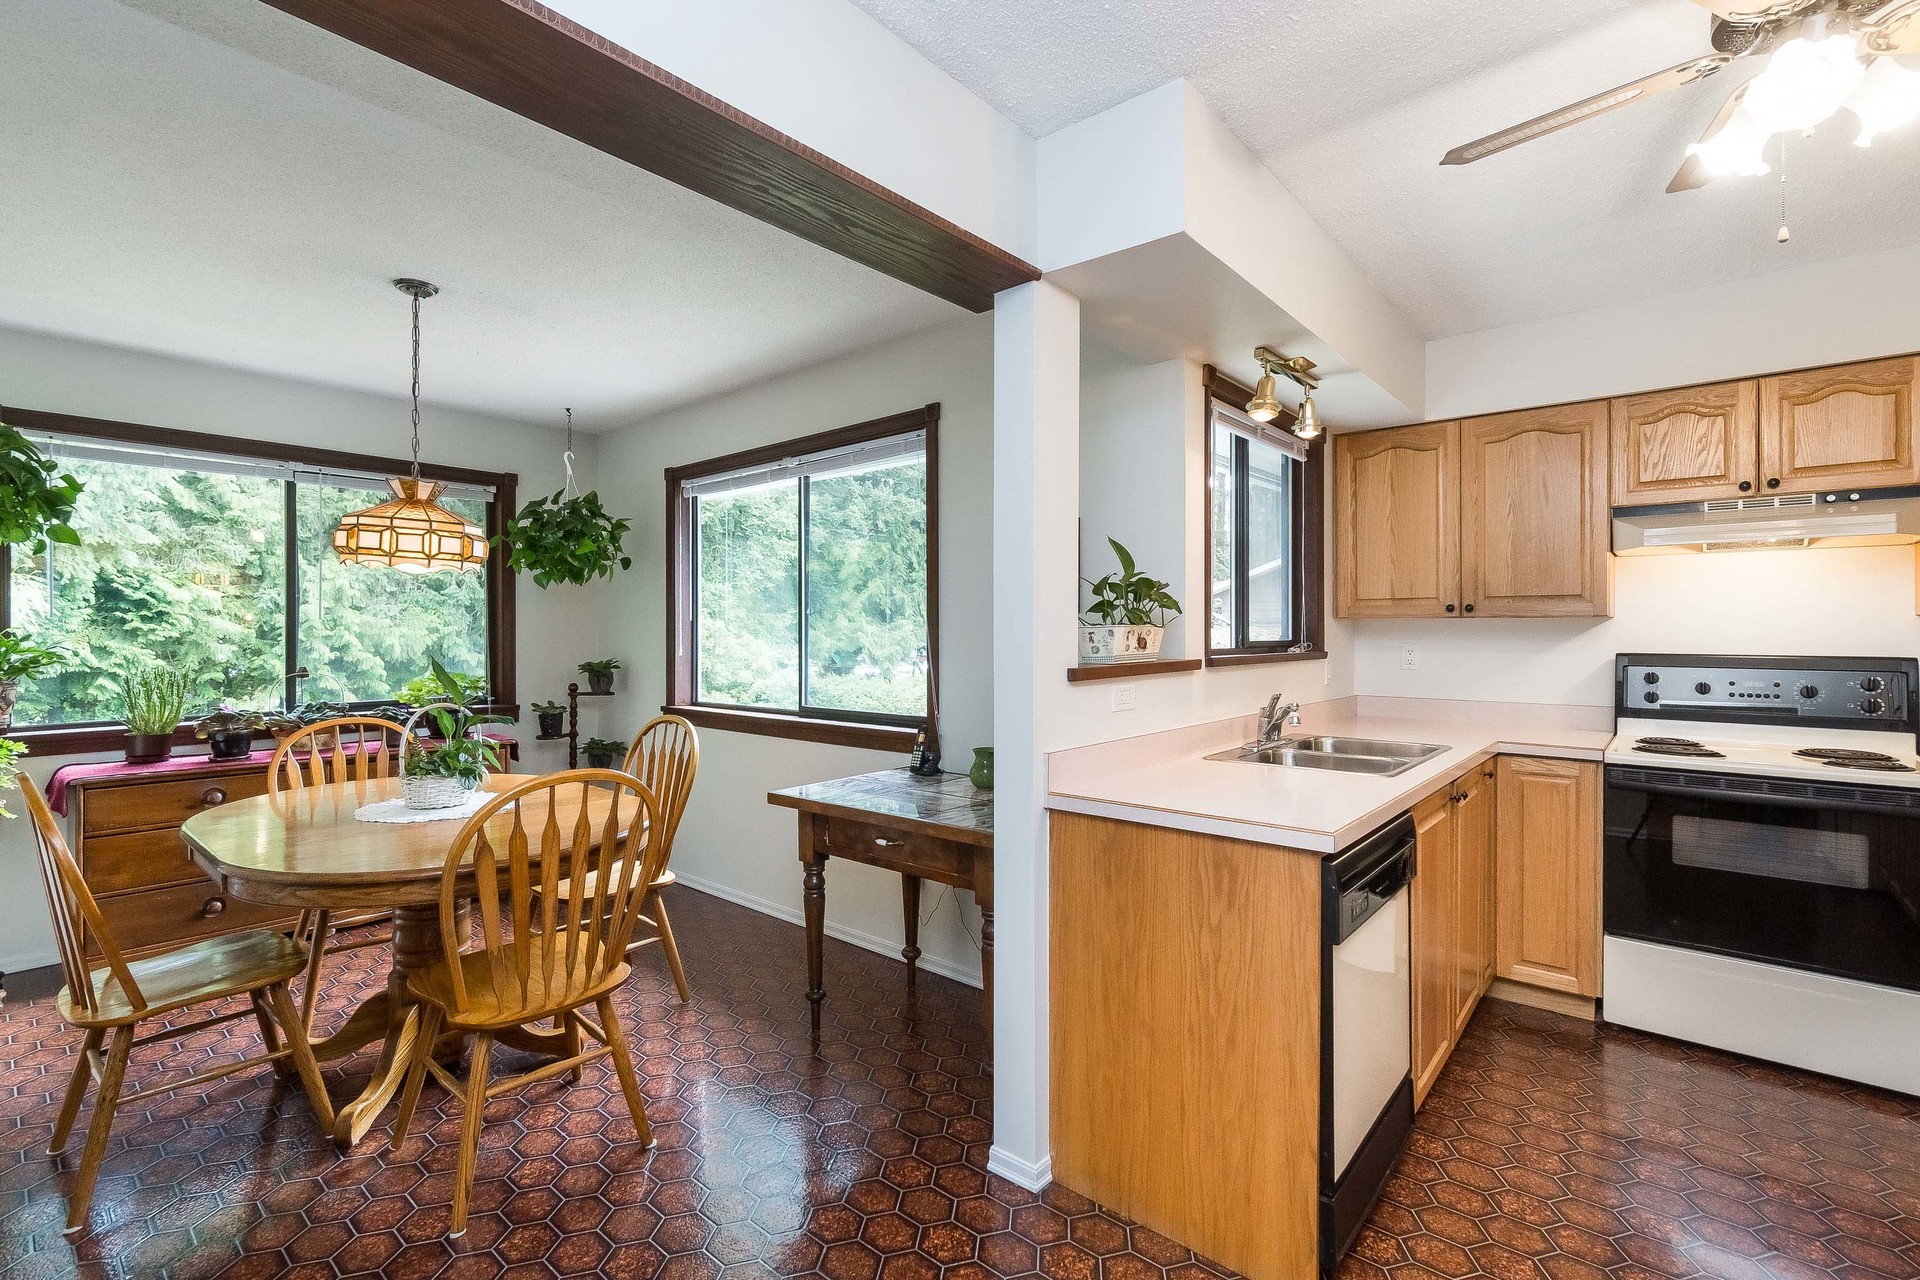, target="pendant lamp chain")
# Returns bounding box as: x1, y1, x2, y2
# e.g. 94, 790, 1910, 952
408, 286, 424, 481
